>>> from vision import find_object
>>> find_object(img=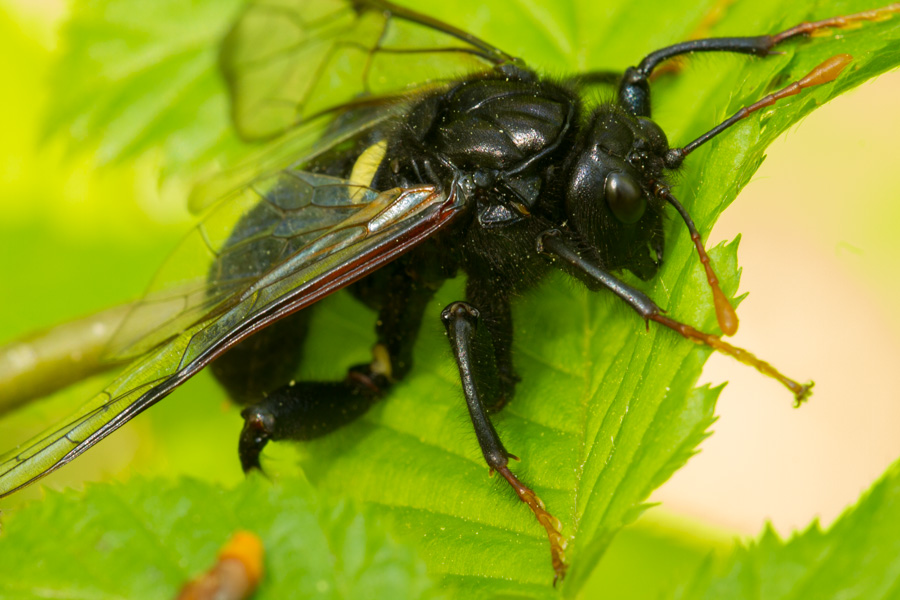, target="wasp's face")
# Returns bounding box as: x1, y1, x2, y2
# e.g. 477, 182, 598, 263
564, 107, 670, 280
